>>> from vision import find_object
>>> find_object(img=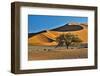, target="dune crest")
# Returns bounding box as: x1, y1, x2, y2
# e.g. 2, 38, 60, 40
28, 23, 88, 46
